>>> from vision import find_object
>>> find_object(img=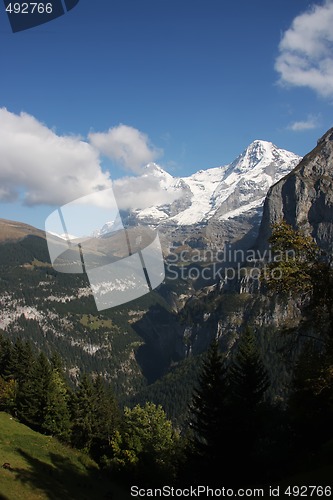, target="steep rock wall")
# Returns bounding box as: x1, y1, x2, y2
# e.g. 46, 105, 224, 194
257, 128, 333, 253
